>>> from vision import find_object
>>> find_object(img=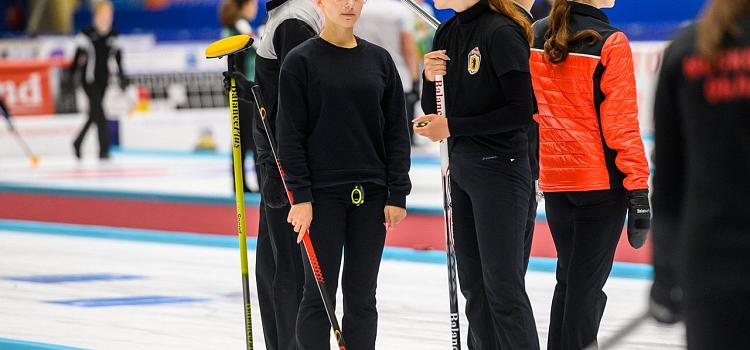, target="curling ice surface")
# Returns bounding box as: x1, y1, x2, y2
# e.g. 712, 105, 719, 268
0, 141, 671, 349
0, 229, 683, 350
